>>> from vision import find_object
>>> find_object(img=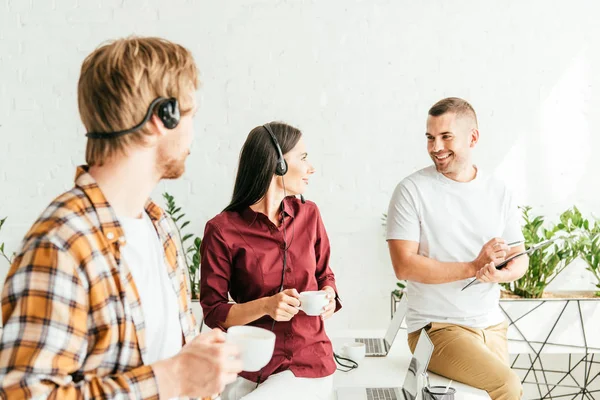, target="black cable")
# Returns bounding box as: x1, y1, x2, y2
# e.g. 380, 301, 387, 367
333, 352, 359, 372
86, 97, 166, 139
257, 175, 293, 388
